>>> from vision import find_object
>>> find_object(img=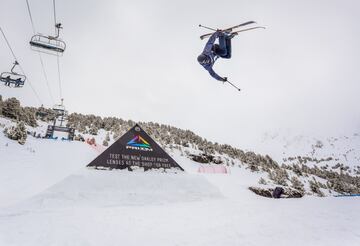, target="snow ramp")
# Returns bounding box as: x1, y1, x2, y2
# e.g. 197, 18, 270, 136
13, 169, 223, 210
